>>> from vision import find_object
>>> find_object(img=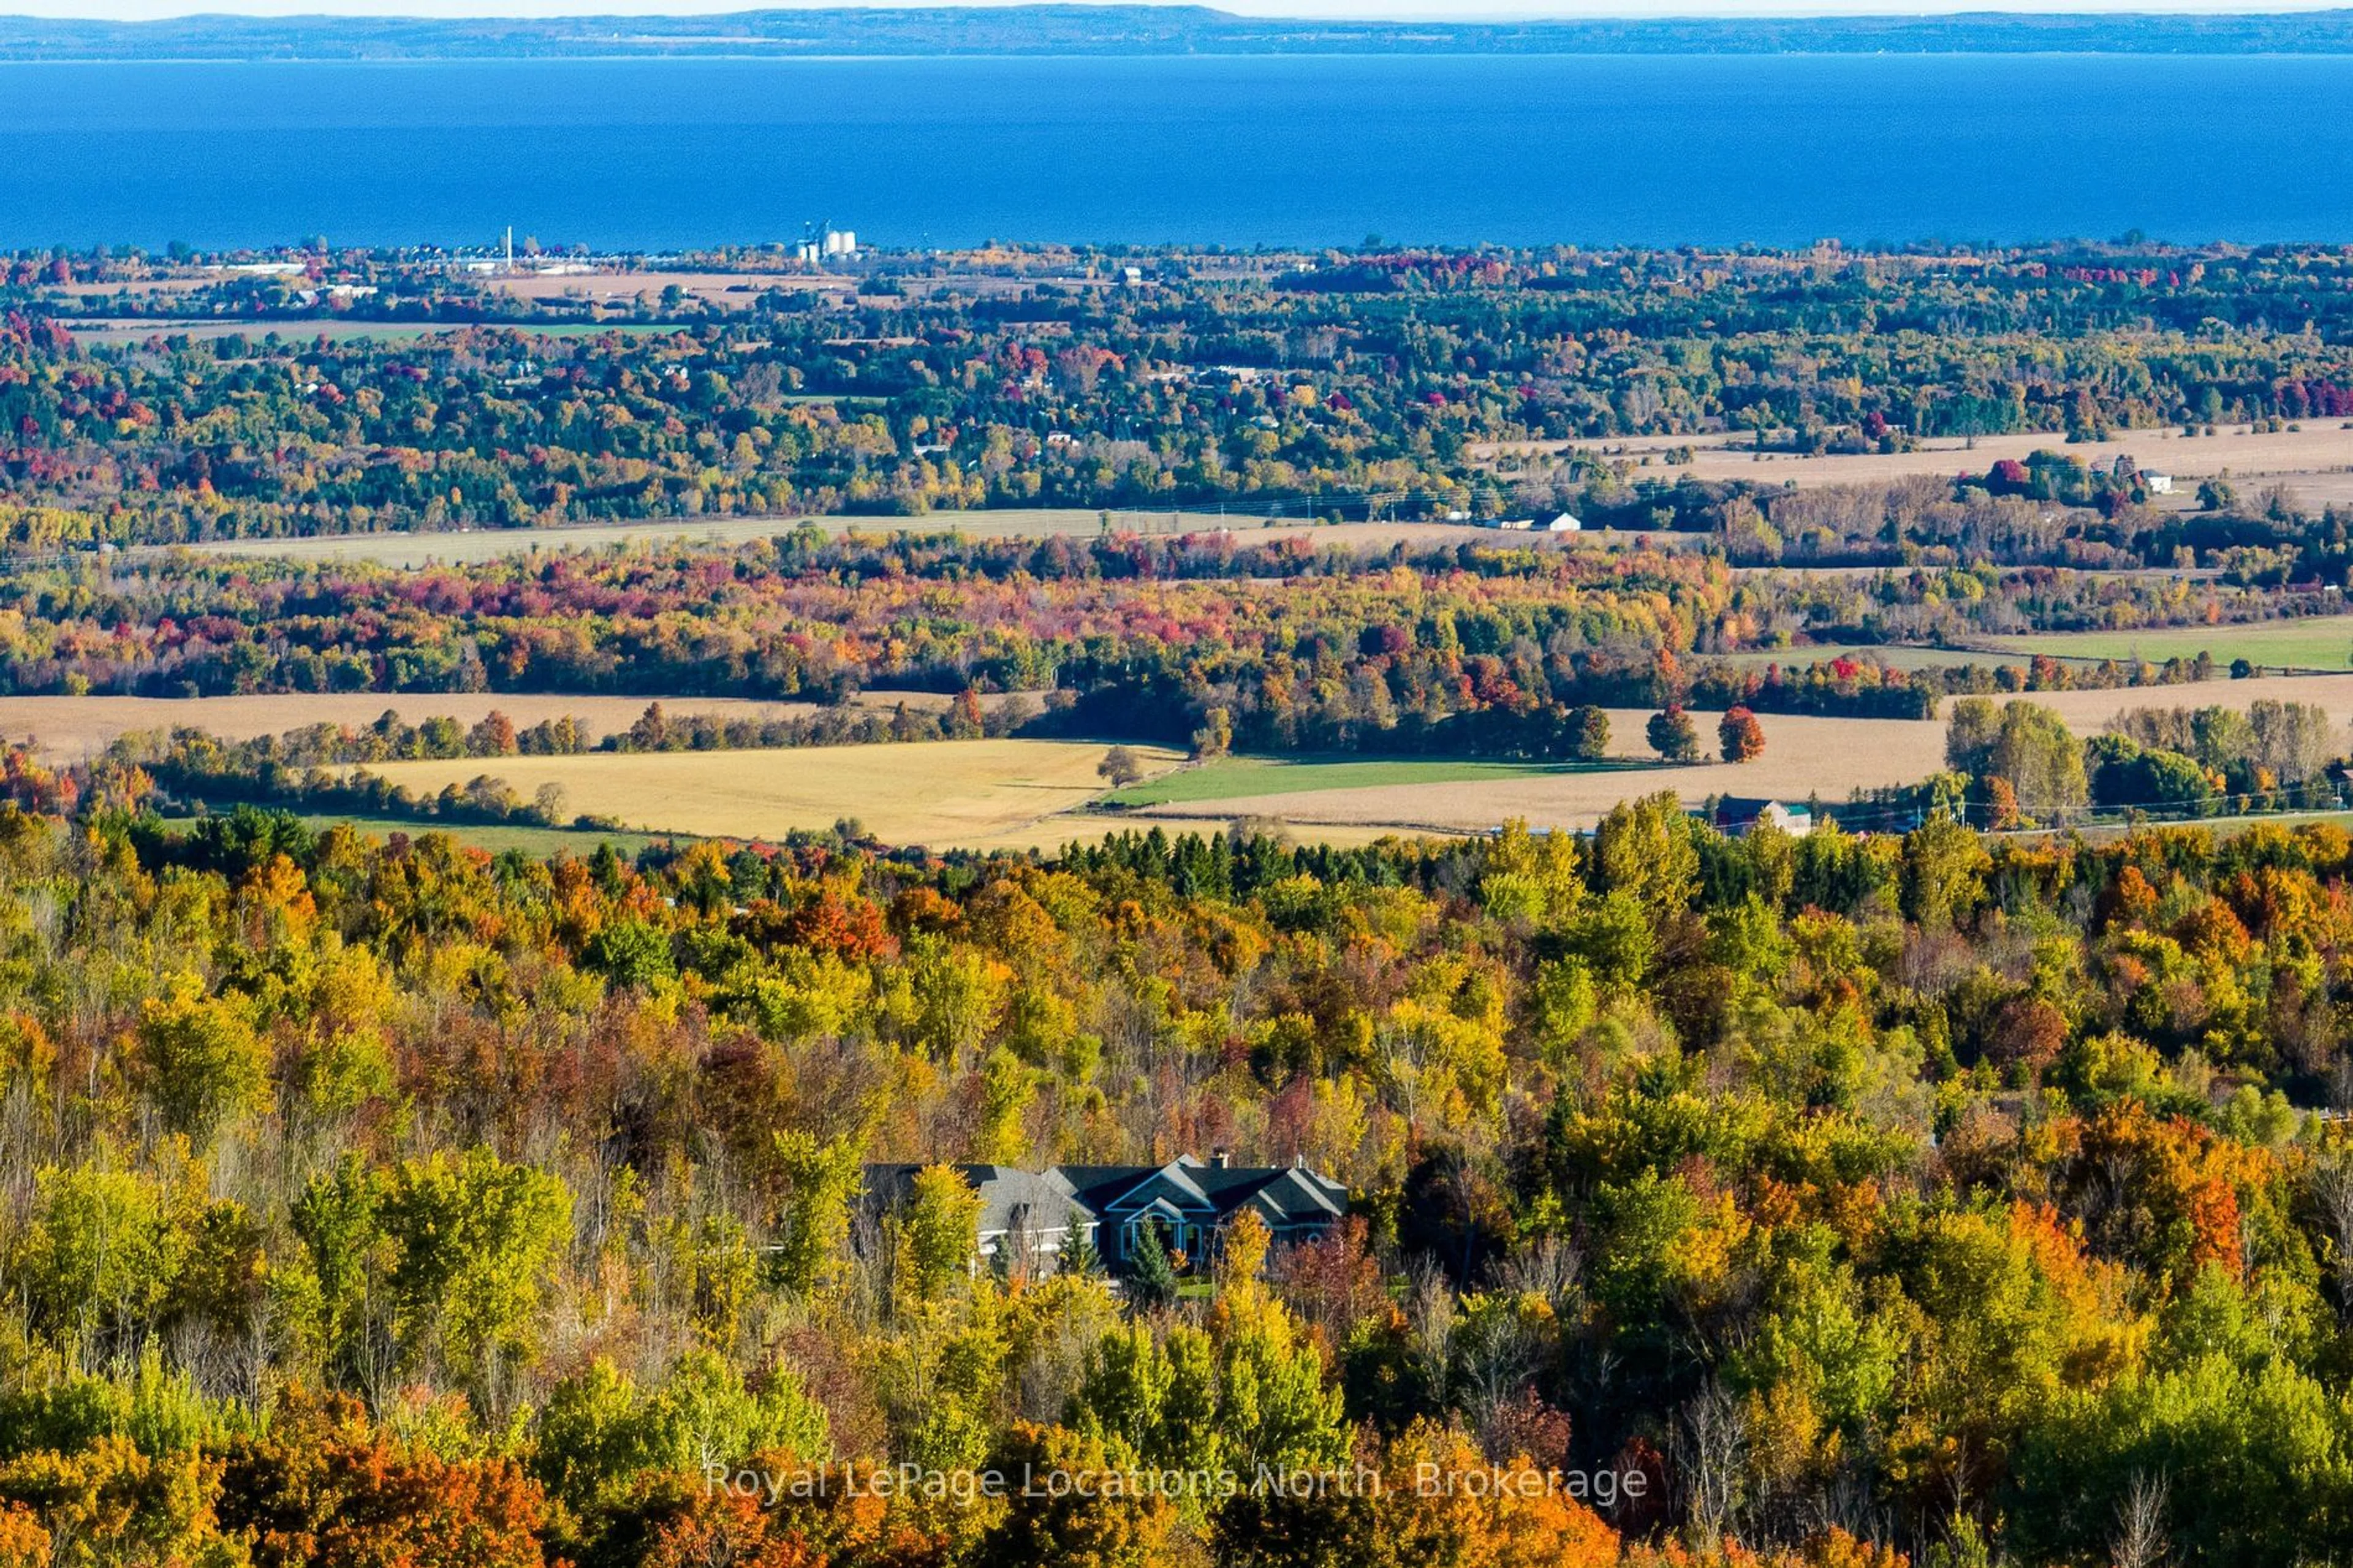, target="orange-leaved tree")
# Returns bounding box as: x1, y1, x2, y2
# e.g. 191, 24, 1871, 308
1718, 706, 1765, 763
